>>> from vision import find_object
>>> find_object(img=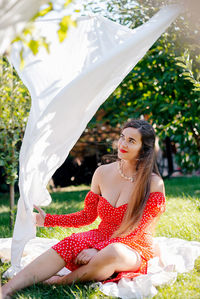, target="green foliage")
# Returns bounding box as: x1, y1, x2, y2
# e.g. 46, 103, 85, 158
0, 57, 31, 185
64, 0, 74, 8
11, 1, 76, 66
100, 38, 199, 172
88, 0, 200, 173
33, 2, 53, 19
176, 50, 200, 92
11, 1, 53, 62
58, 16, 77, 43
